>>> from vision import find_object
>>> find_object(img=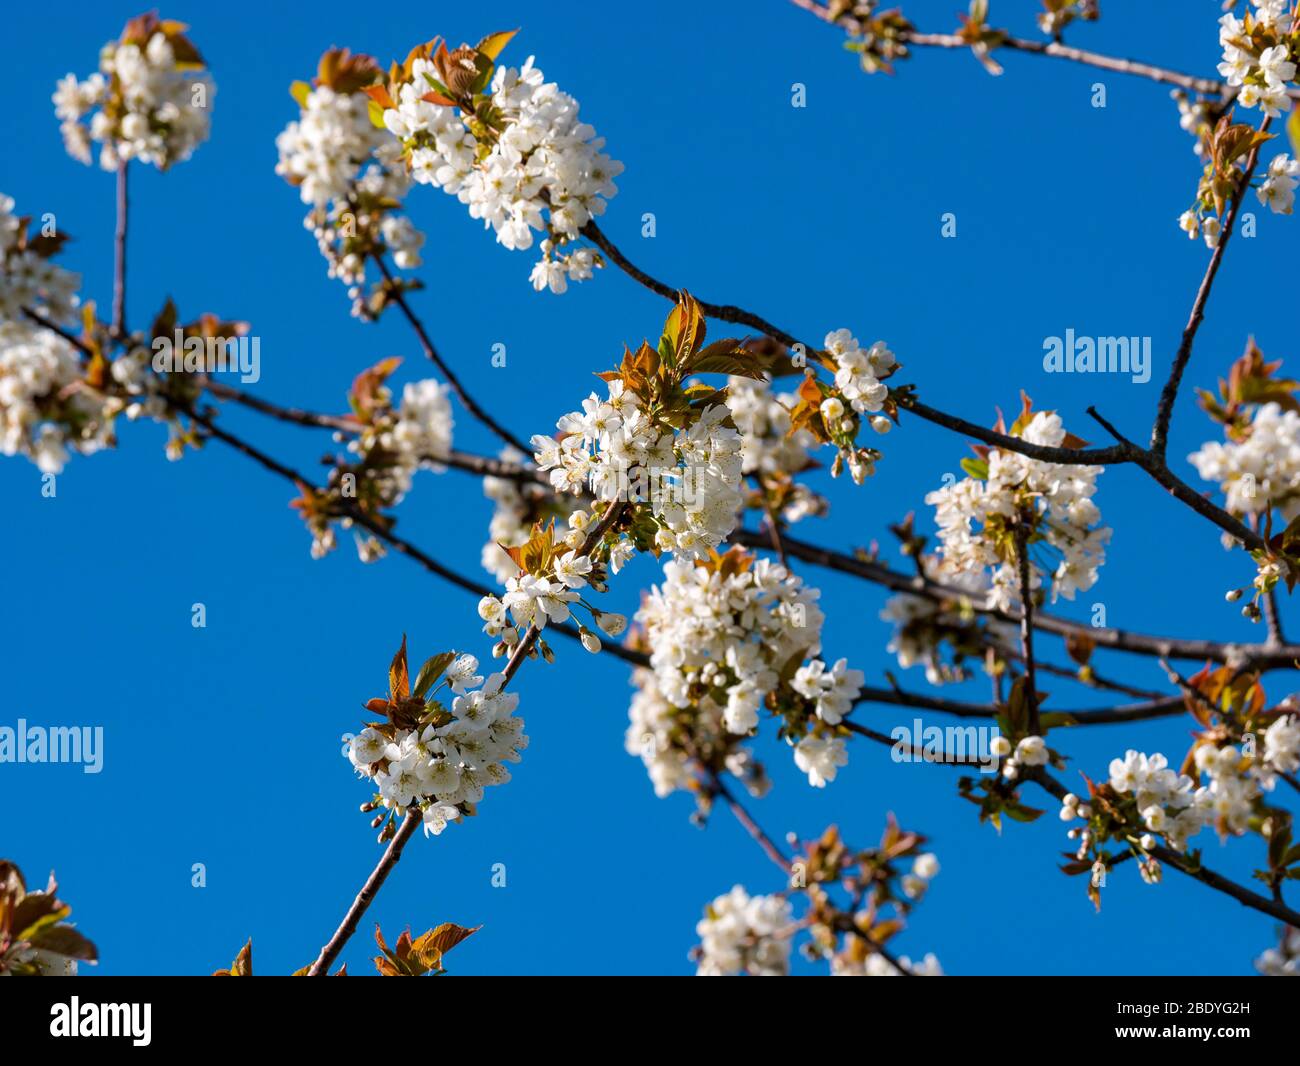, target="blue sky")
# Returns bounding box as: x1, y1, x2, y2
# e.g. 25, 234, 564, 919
2, 1, 1294, 975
